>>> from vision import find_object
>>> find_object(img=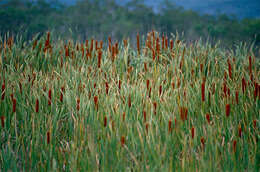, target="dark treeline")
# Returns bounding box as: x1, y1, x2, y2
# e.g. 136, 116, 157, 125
0, 0, 260, 48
